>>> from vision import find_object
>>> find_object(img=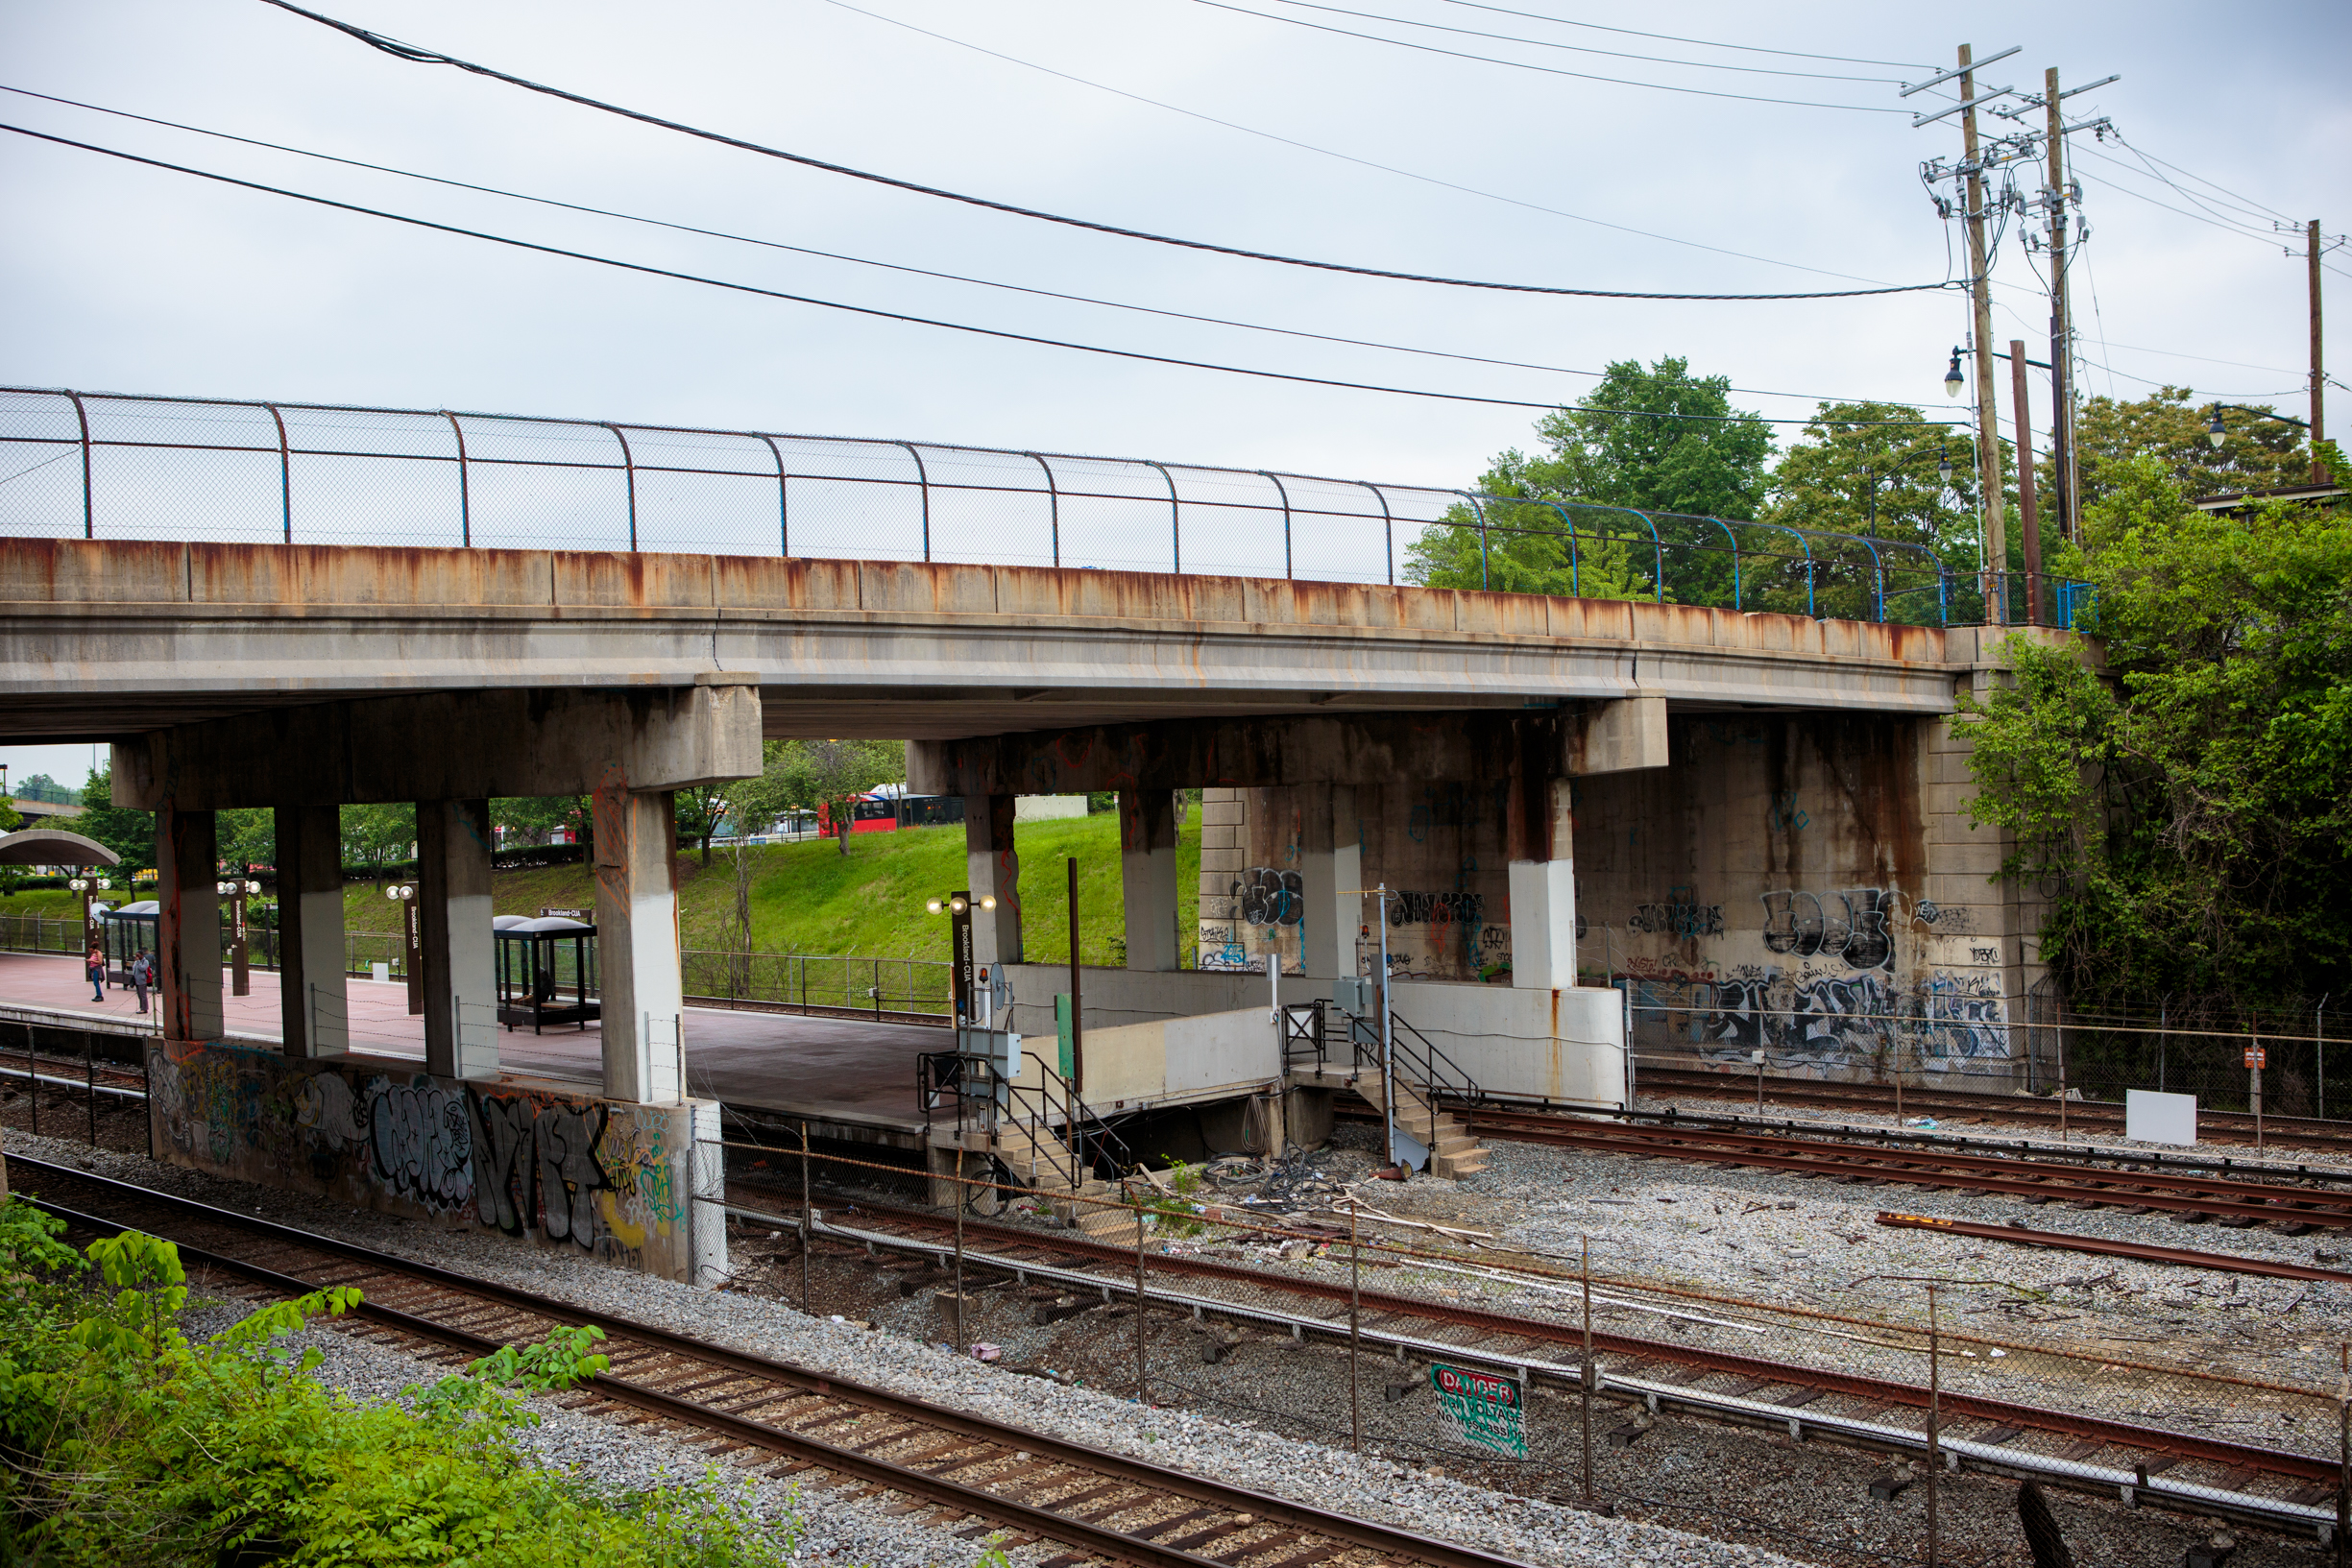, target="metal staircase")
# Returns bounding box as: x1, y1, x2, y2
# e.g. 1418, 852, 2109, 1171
919, 1043, 1135, 1238
1282, 991, 1490, 1178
